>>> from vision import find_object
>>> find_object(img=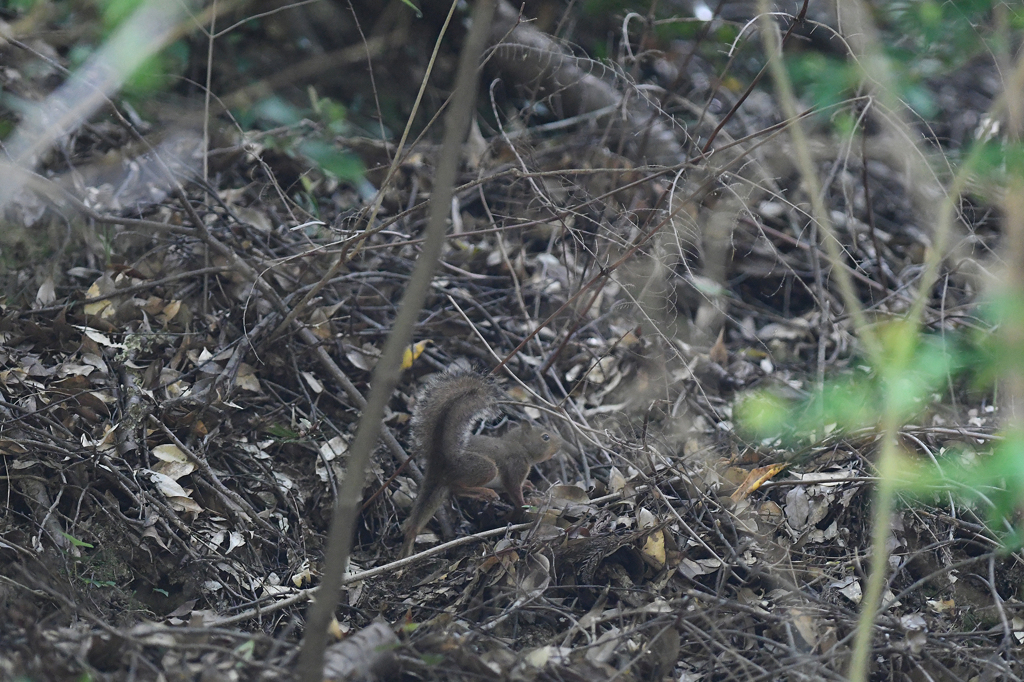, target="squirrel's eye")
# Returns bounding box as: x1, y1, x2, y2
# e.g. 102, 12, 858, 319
542, 434, 550, 441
